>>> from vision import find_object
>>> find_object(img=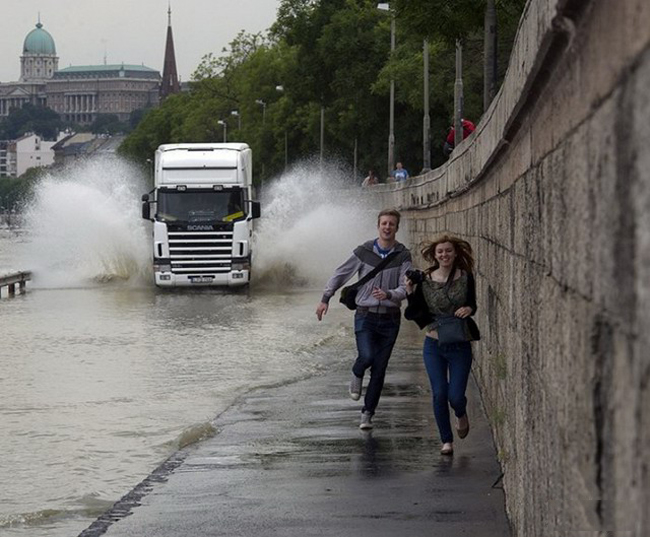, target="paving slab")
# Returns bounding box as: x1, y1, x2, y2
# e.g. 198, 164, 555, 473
80, 346, 510, 537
